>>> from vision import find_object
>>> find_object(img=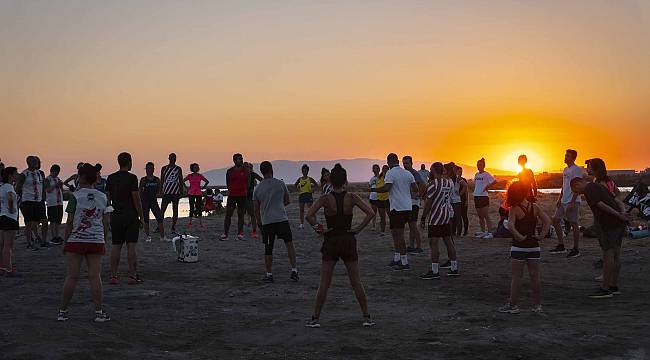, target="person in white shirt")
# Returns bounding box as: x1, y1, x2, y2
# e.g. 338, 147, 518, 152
550, 149, 584, 258
0, 167, 19, 275
368, 164, 380, 230
16, 155, 50, 249
45, 164, 65, 244
473, 158, 497, 239
372, 153, 418, 271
